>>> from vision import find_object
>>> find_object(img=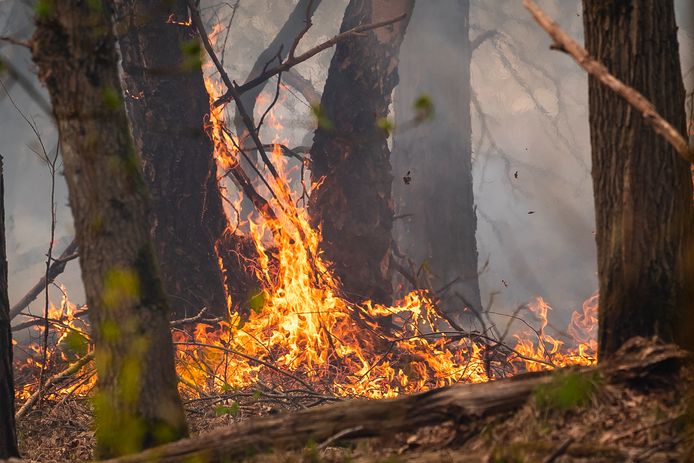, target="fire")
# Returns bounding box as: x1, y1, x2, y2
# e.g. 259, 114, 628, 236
13, 23, 598, 406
